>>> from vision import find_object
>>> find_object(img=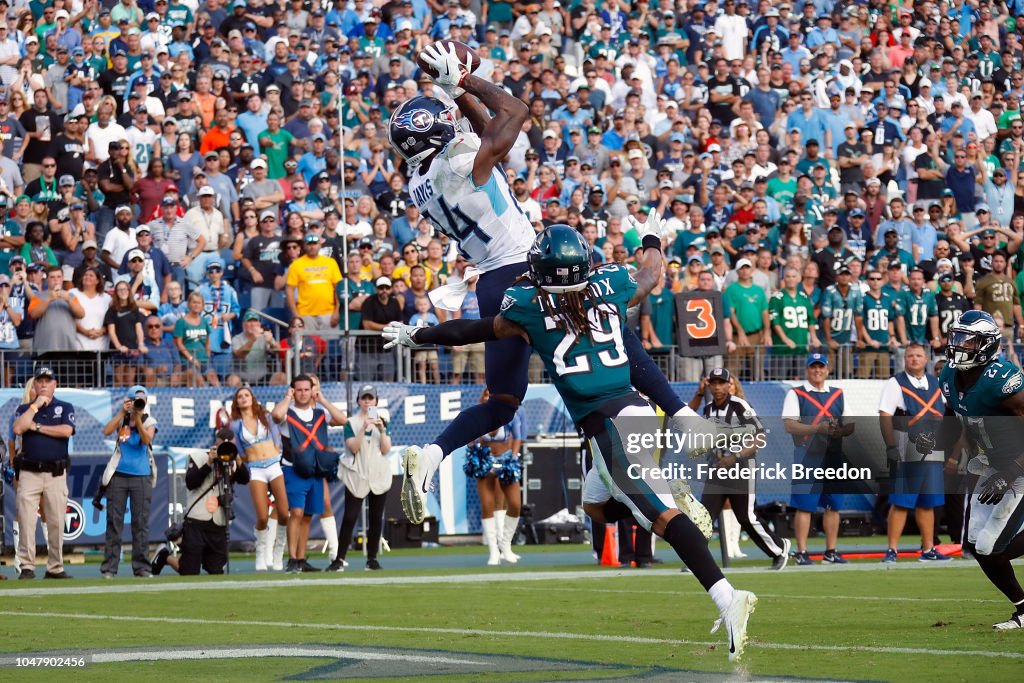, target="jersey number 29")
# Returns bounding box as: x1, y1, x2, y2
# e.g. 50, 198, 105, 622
544, 308, 627, 376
